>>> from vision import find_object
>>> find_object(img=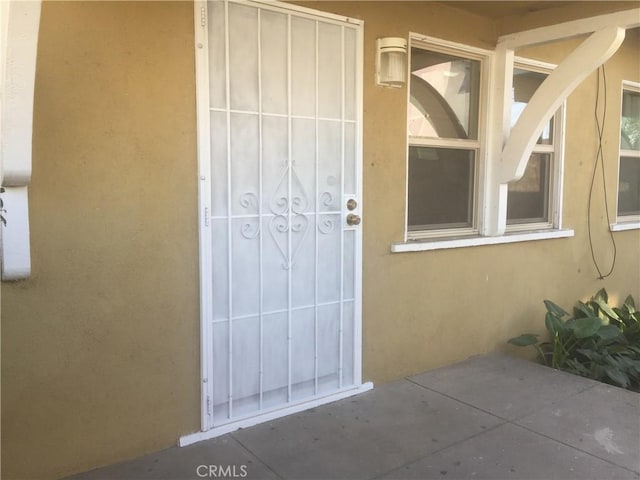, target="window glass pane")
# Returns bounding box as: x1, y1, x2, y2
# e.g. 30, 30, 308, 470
621, 90, 640, 151
408, 147, 474, 230
512, 68, 552, 145
618, 156, 640, 216
408, 48, 480, 140
507, 153, 550, 224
